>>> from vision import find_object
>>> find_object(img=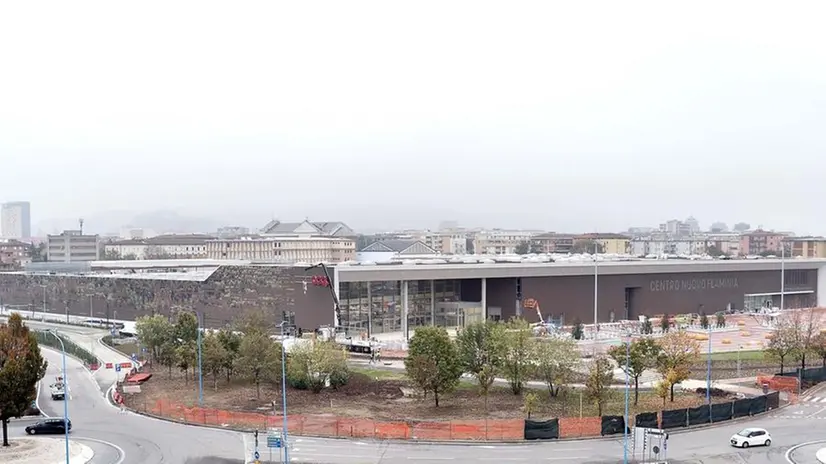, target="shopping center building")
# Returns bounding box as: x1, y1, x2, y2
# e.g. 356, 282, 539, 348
1, 257, 825, 338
